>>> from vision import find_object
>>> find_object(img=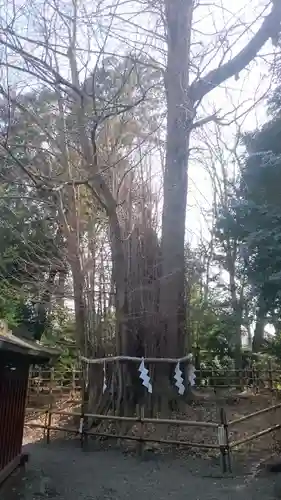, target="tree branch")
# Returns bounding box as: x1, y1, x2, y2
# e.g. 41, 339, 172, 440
190, 1, 281, 102
191, 112, 221, 130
